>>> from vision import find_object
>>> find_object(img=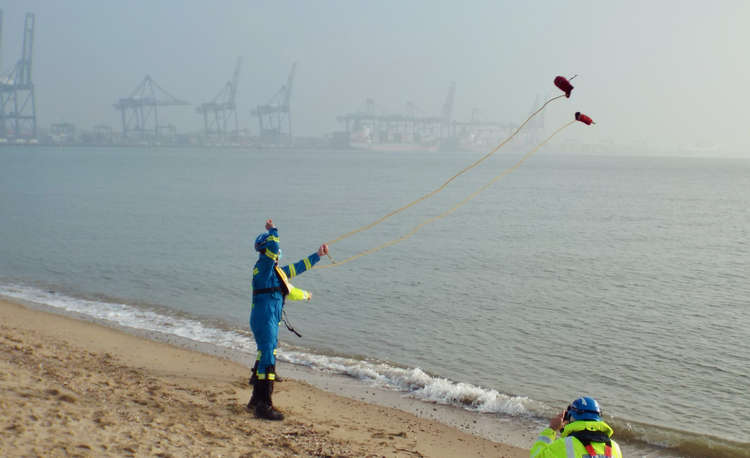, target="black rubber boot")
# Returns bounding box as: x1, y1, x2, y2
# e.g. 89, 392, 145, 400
253, 379, 283, 421
248, 360, 259, 386
246, 378, 261, 411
